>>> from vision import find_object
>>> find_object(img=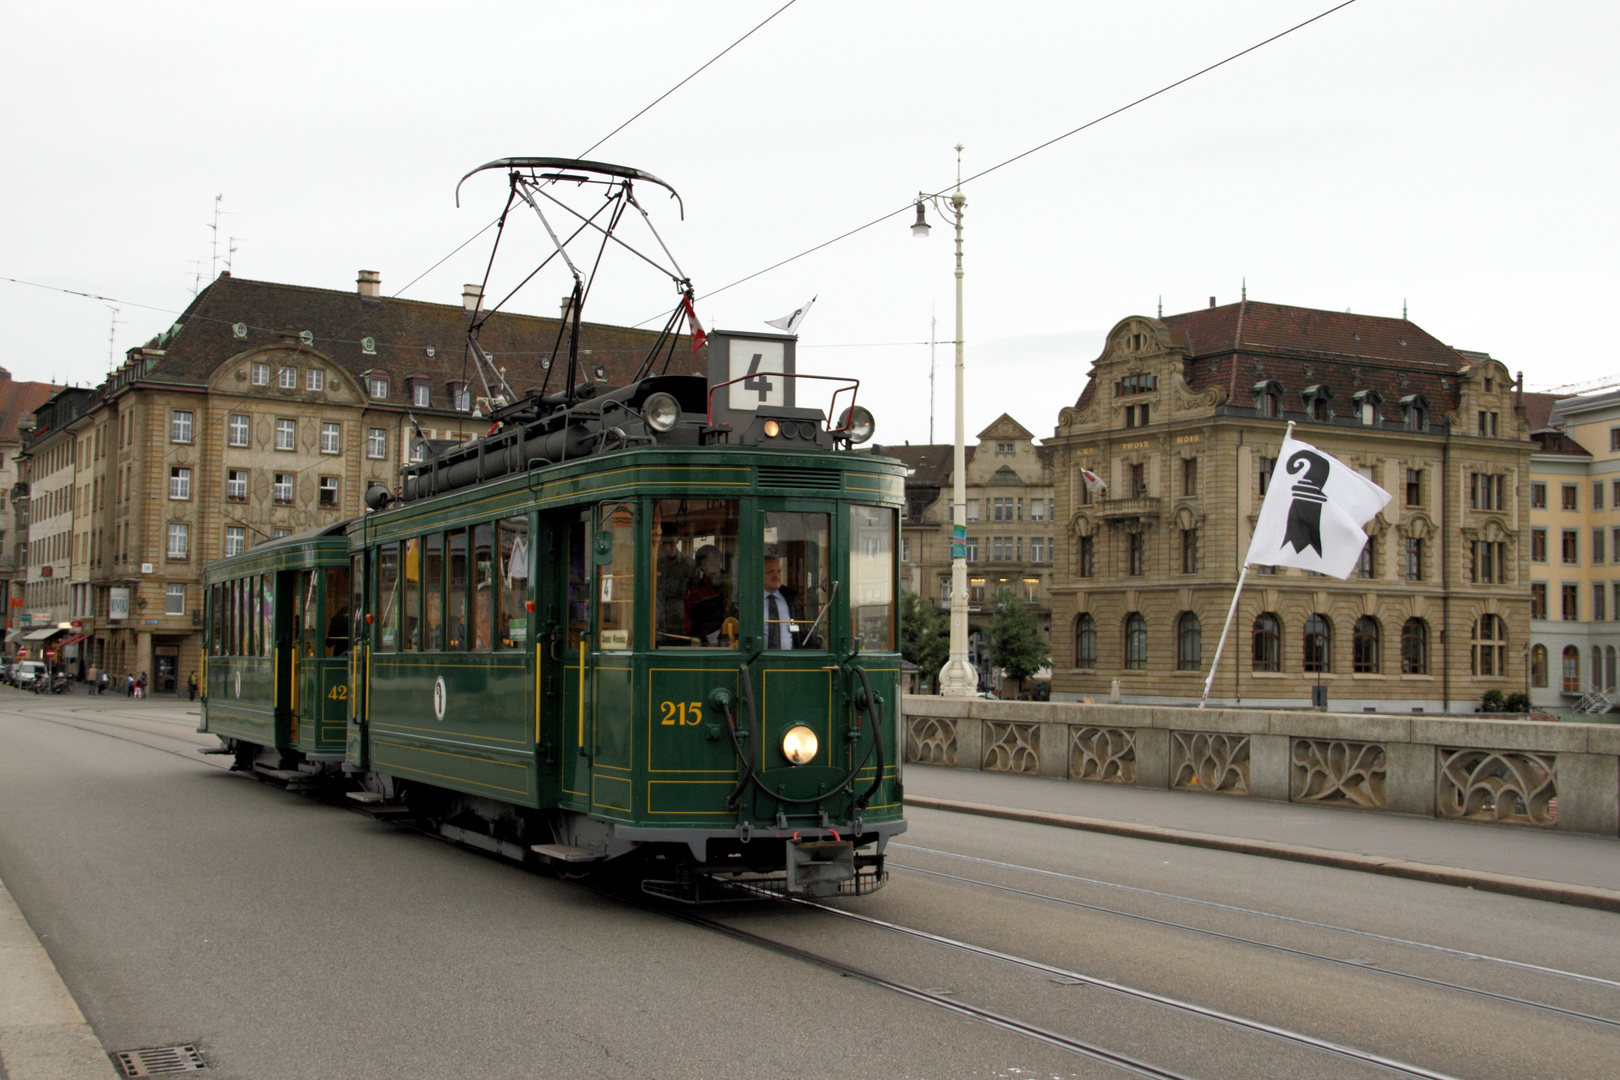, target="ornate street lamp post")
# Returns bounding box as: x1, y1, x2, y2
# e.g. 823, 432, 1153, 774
913, 146, 978, 698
